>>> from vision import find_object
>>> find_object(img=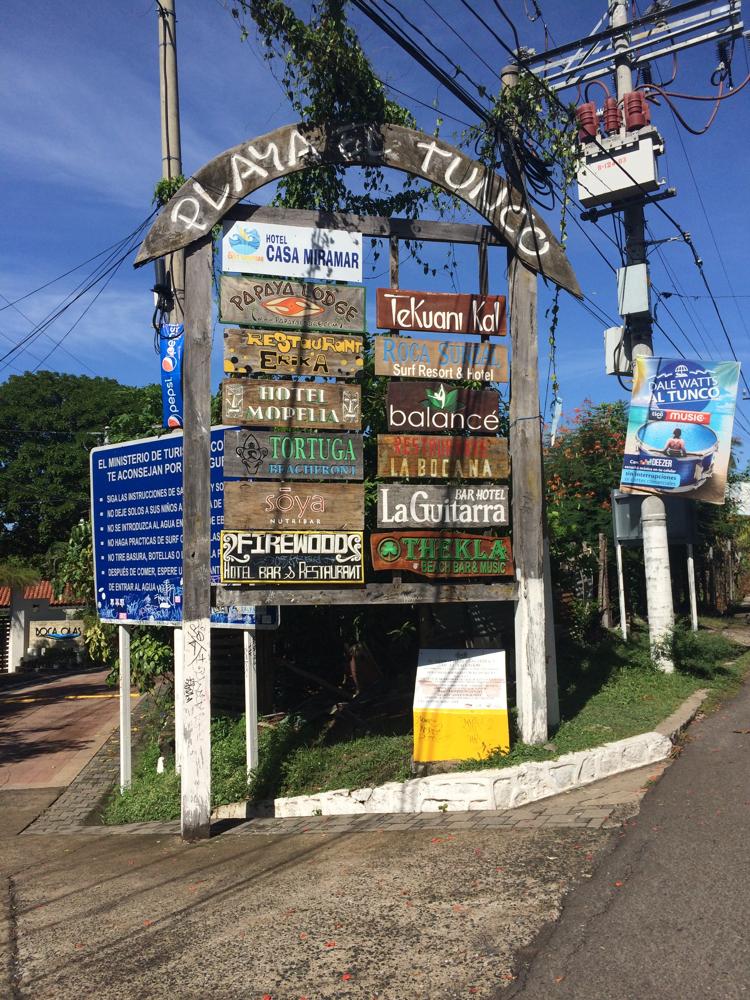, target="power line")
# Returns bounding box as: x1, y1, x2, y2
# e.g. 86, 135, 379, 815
0, 292, 99, 376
